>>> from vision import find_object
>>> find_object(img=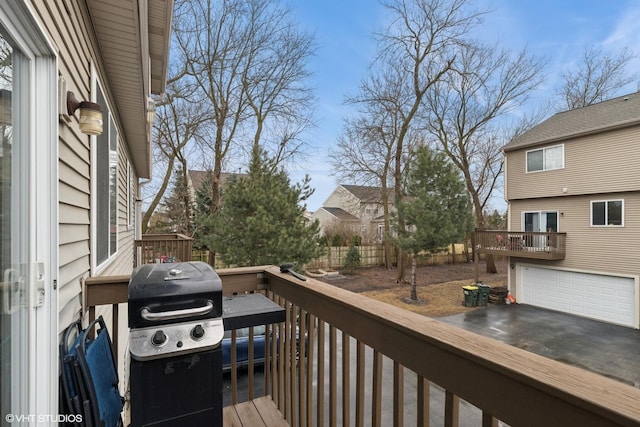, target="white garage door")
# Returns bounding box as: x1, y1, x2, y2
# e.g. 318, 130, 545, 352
520, 266, 637, 328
